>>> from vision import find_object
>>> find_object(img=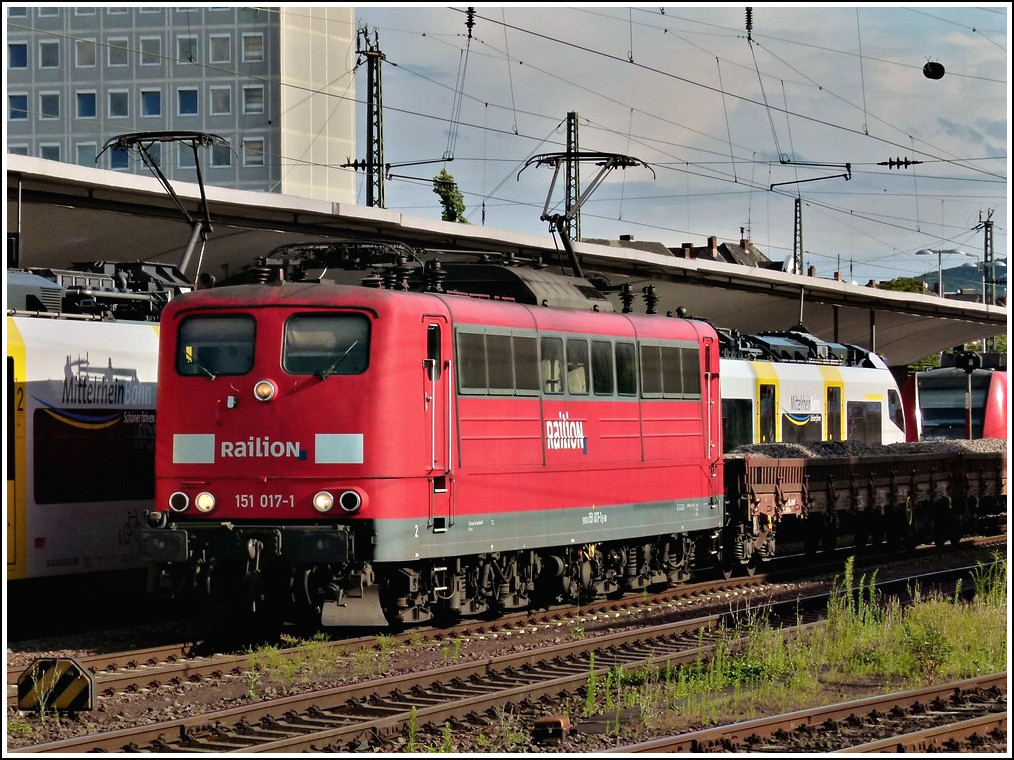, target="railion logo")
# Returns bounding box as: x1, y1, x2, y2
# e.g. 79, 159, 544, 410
220, 436, 306, 459
545, 412, 587, 453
